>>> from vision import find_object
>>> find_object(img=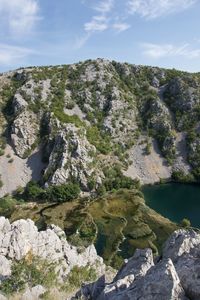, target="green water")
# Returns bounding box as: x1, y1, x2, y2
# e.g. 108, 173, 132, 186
142, 183, 200, 228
